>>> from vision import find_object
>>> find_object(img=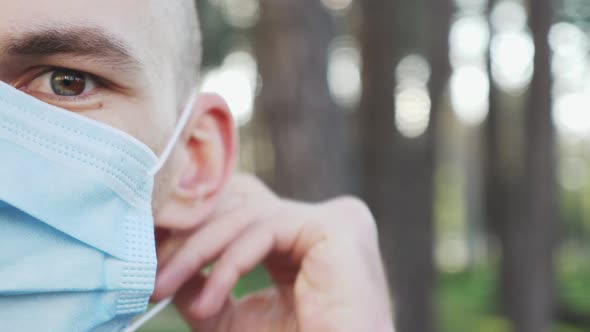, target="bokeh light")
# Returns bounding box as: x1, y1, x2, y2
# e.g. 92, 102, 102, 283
450, 65, 489, 125
328, 38, 362, 108
395, 54, 432, 138
550, 22, 590, 139
489, 1, 534, 94
549, 22, 590, 58
454, 0, 487, 14
448, 11, 489, 126
490, 31, 535, 93
490, 0, 528, 32
211, 0, 260, 28
395, 87, 432, 138
449, 15, 489, 66
437, 236, 469, 273
396, 54, 431, 88
321, 0, 353, 12
201, 51, 258, 126
553, 93, 590, 139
